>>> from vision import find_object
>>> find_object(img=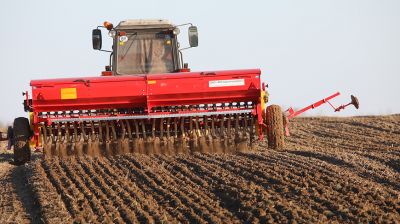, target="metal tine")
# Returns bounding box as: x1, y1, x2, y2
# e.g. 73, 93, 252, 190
166, 117, 171, 139
244, 113, 248, 132
133, 120, 140, 139
119, 120, 126, 140
141, 120, 147, 139
105, 121, 110, 142
195, 116, 201, 137
227, 114, 232, 136
42, 124, 50, 144
56, 123, 64, 143
73, 122, 80, 142
49, 125, 55, 143
235, 114, 240, 134
203, 115, 209, 136
63, 123, 71, 156
46, 125, 52, 143
90, 121, 96, 141
125, 120, 132, 140
65, 122, 70, 143
249, 115, 255, 146
211, 116, 216, 137
180, 117, 185, 138
234, 114, 241, 143
159, 118, 164, 139
98, 121, 103, 142
174, 117, 178, 138
219, 115, 225, 137
41, 125, 49, 156
80, 122, 88, 142
189, 116, 193, 137
110, 121, 117, 140
151, 119, 156, 138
